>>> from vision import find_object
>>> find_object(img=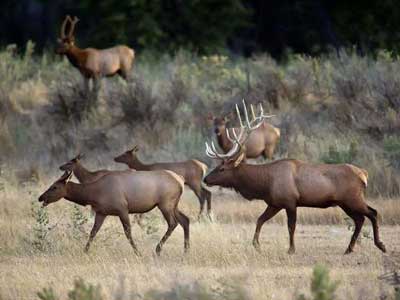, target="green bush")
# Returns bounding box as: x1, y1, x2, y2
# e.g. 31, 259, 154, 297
298, 265, 339, 300
384, 136, 400, 170
320, 141, 358, 164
